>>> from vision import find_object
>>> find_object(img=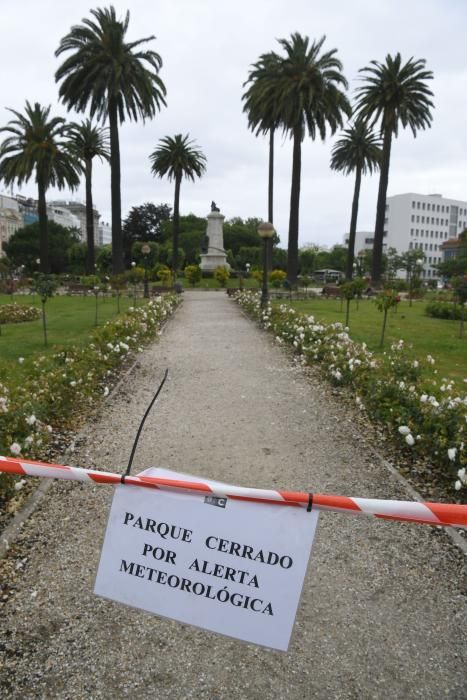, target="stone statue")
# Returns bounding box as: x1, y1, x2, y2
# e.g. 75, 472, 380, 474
211, 201, 220, 212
